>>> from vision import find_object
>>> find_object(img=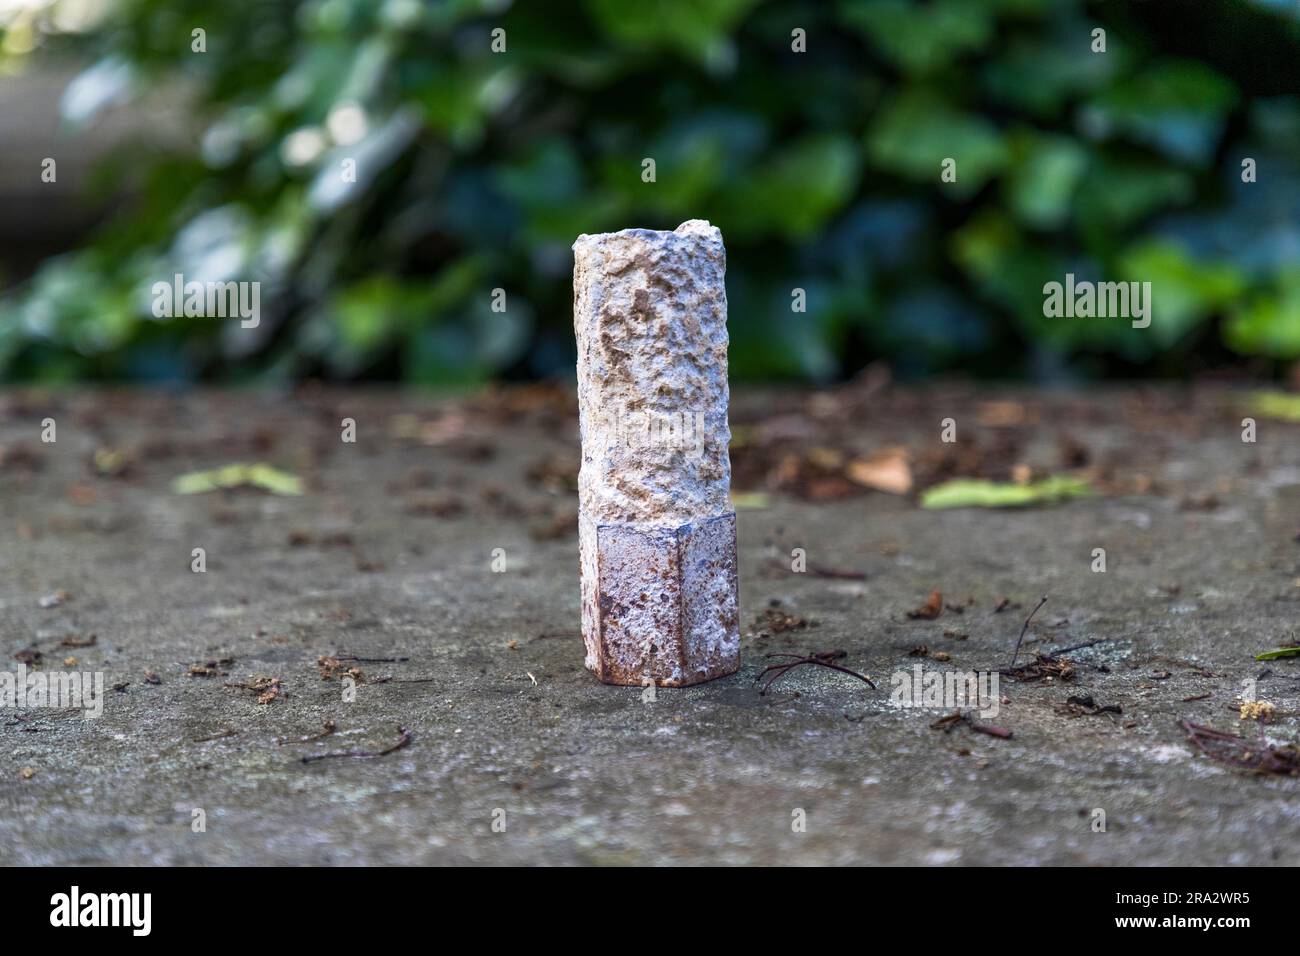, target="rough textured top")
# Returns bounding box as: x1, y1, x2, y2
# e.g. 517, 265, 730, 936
572, 220, 732, 525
